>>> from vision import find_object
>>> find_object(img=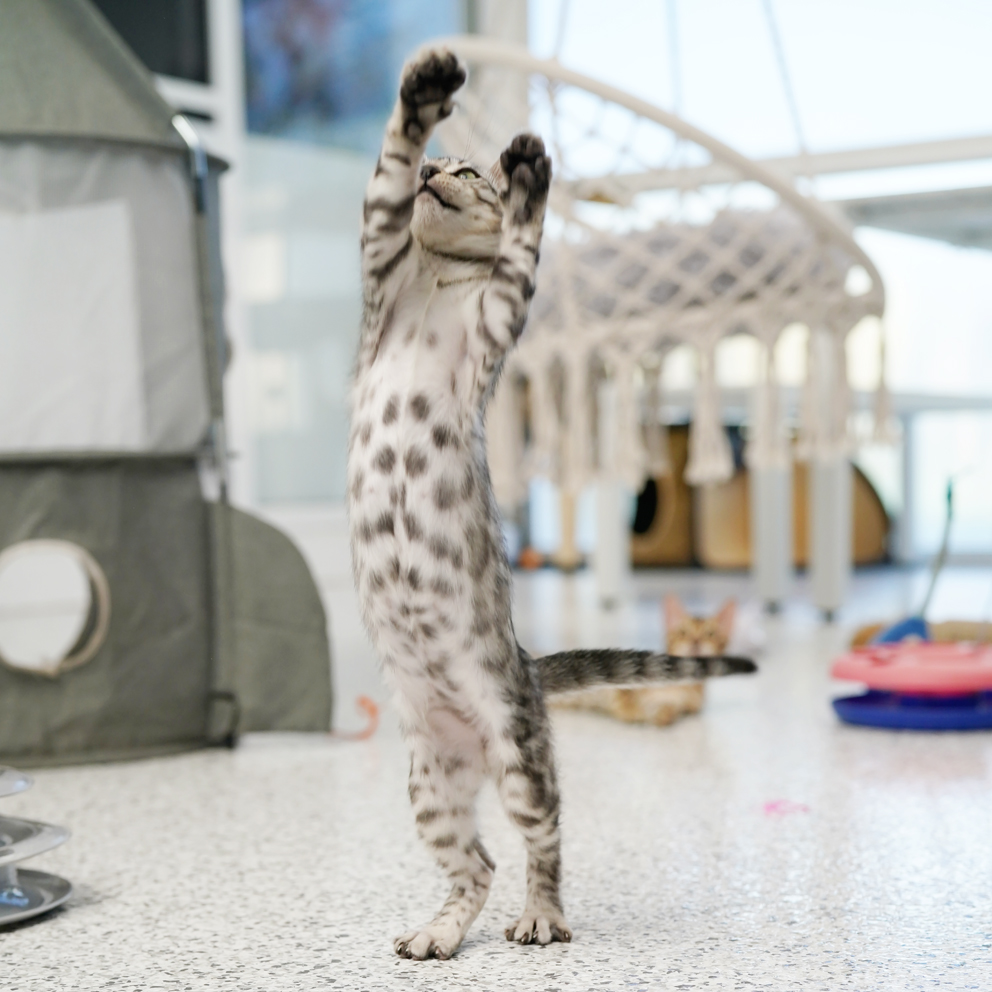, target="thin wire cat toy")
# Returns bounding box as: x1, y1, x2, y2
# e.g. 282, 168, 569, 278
348, 48, 756, 960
